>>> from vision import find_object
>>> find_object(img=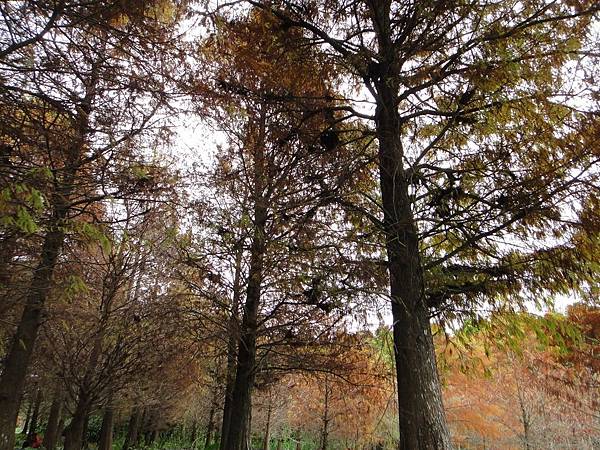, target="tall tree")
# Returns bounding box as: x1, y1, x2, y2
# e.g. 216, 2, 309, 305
192, 11, 375, 449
